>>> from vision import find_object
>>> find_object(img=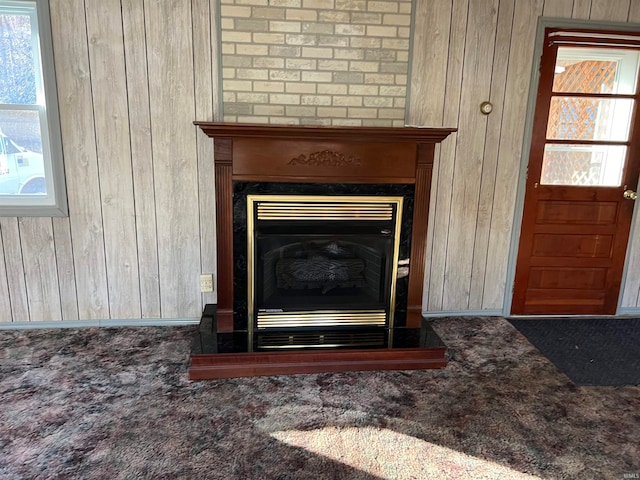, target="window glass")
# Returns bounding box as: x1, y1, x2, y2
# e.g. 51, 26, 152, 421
0, 12, 37, 104
541, 144, 626, 186
541, 45, 638, 187
553, 47, 640, 94
546, 97, 633, 141
0, 0, 66, 216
